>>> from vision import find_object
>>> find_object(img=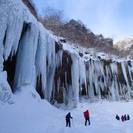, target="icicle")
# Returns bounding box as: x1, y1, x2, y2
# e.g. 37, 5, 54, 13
79, 58, 87, 92
71, 53, 80, 107
110, 63, 120, 100
0, 45, 4, 72
45, 35, 56, 101
3, 12, 24, 60
35, 25, 48, 95
127, 61, 133, 88
85, 59, 93, 98
121, 62, 131, 99
0, 0, 9, 71
14, 23, 39, 89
